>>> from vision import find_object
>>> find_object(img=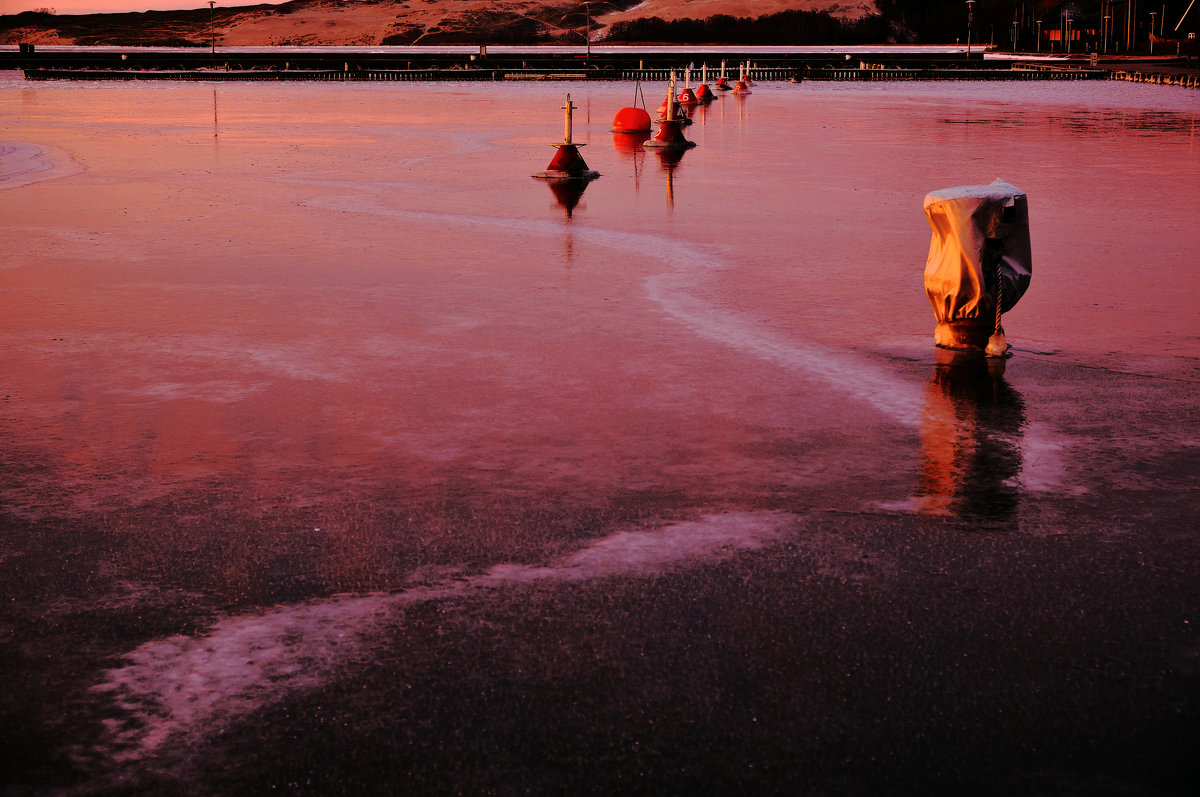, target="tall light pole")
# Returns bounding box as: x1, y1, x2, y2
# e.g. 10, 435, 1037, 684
1036, 19, 1042, 51
966, 0, 975, 56
1104, 14, 1111, 53
208, 1, 215, 56
1149, 11, 1157, 52
585, 2, 591, 64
